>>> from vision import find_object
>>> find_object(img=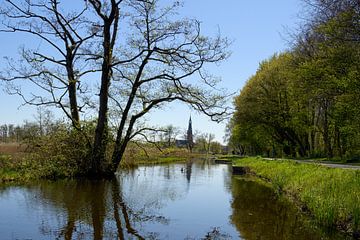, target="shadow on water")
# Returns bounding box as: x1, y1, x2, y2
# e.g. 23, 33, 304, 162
0, 159, 351, 239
